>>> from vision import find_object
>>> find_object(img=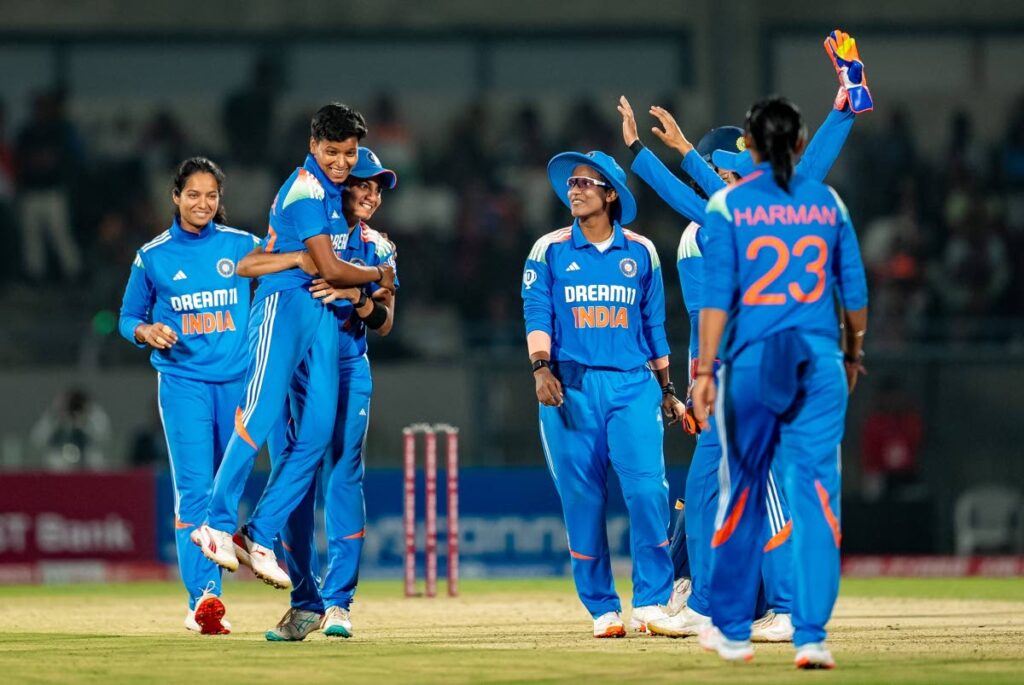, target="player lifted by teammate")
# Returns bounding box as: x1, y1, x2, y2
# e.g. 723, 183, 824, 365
192, 104, 394, 591
236, 147, 399, 640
